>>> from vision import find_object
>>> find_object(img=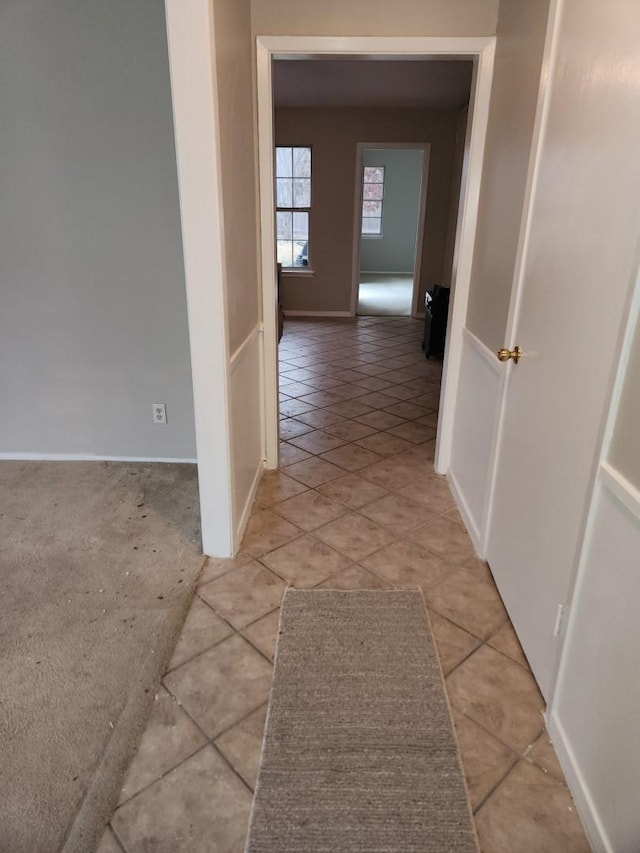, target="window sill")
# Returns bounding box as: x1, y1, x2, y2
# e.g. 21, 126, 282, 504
361, 234, 383, 240
281, 268, 316, 277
